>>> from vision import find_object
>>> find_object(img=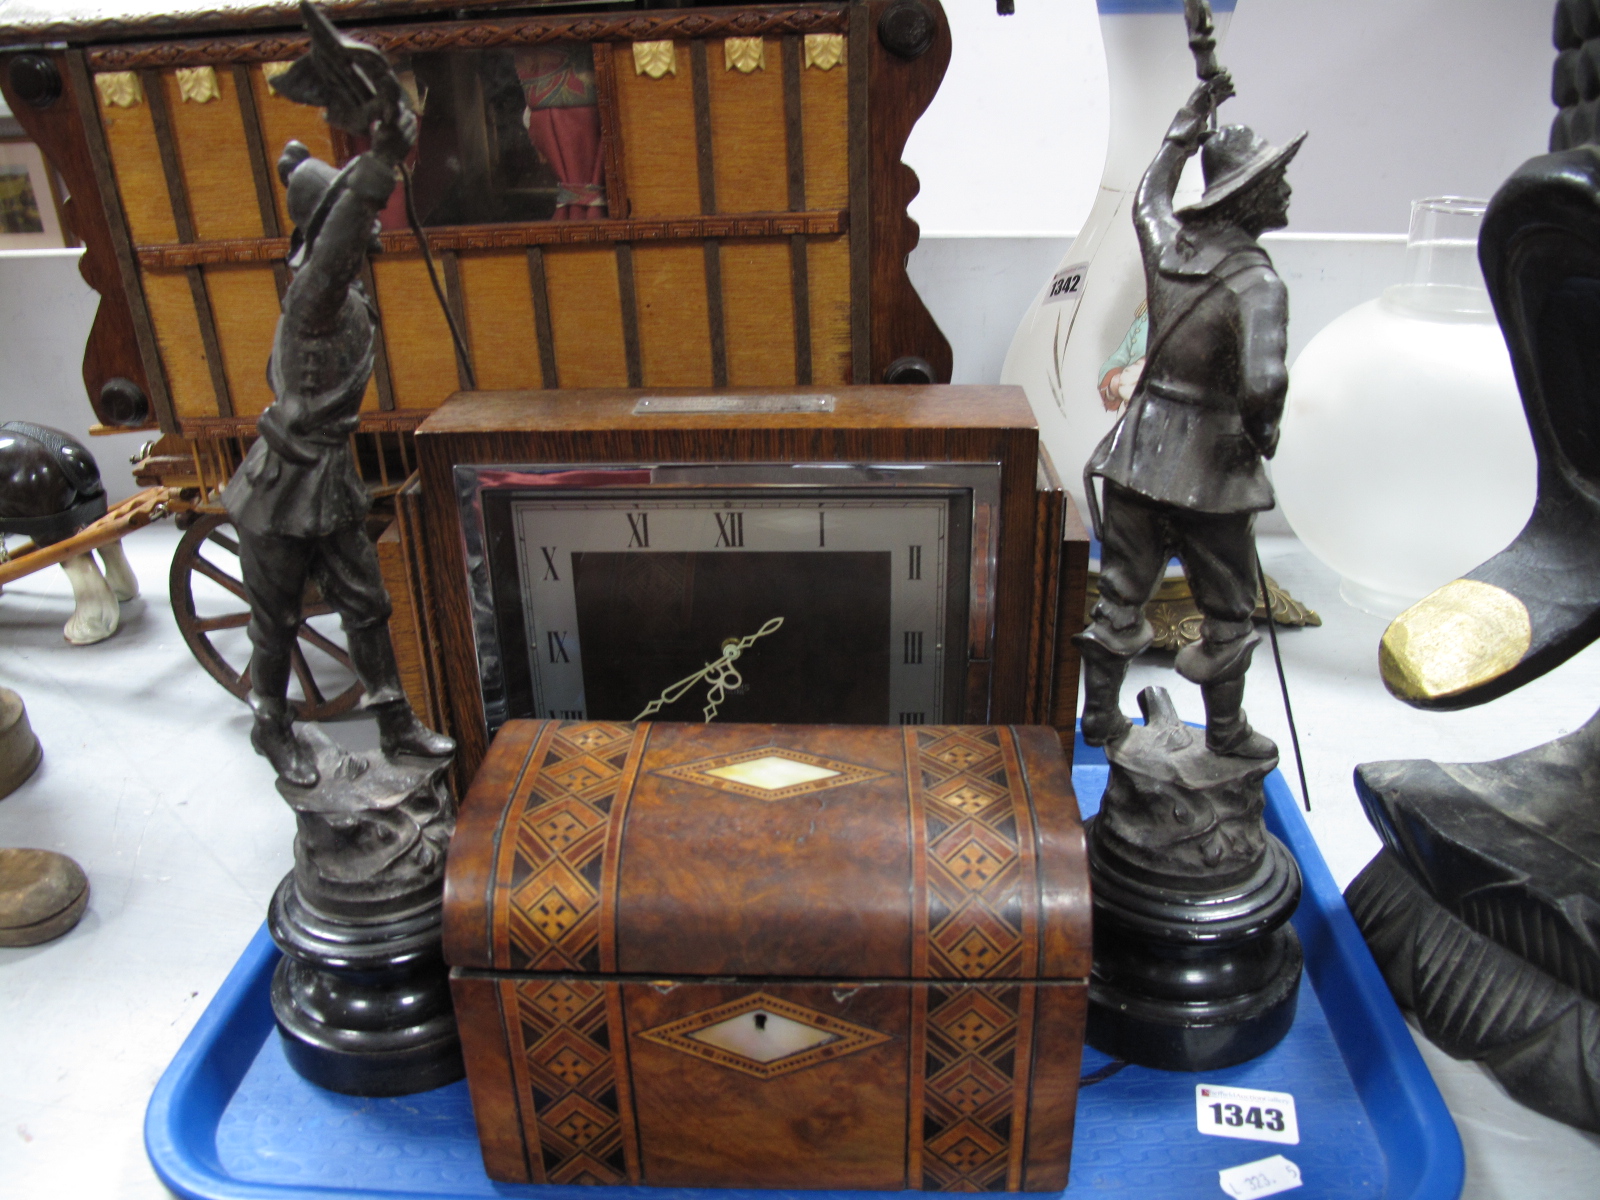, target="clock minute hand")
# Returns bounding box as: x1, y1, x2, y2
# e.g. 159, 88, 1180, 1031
632, 617, 785, 723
